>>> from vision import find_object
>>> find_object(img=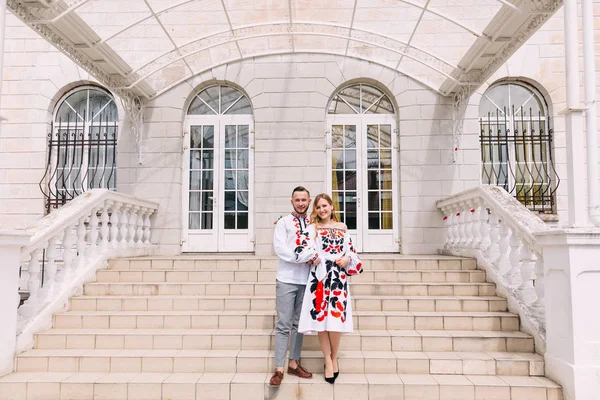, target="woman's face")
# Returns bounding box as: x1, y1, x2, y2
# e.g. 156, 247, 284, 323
316, 198, 333, 221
